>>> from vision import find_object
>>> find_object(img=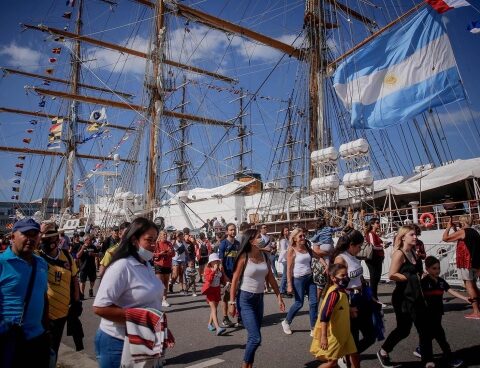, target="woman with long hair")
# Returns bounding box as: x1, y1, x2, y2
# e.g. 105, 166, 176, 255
364, 218, 385, 301
281, 228, 322, 335
93, 218, 164, 368
277, 226, 291, 297
229, 229, 285, 368
154, 230, 175, 307
377, 225, 429, 368
333, 229, 376, 356
442, 215, 480, 318
169, 231, 187, 294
